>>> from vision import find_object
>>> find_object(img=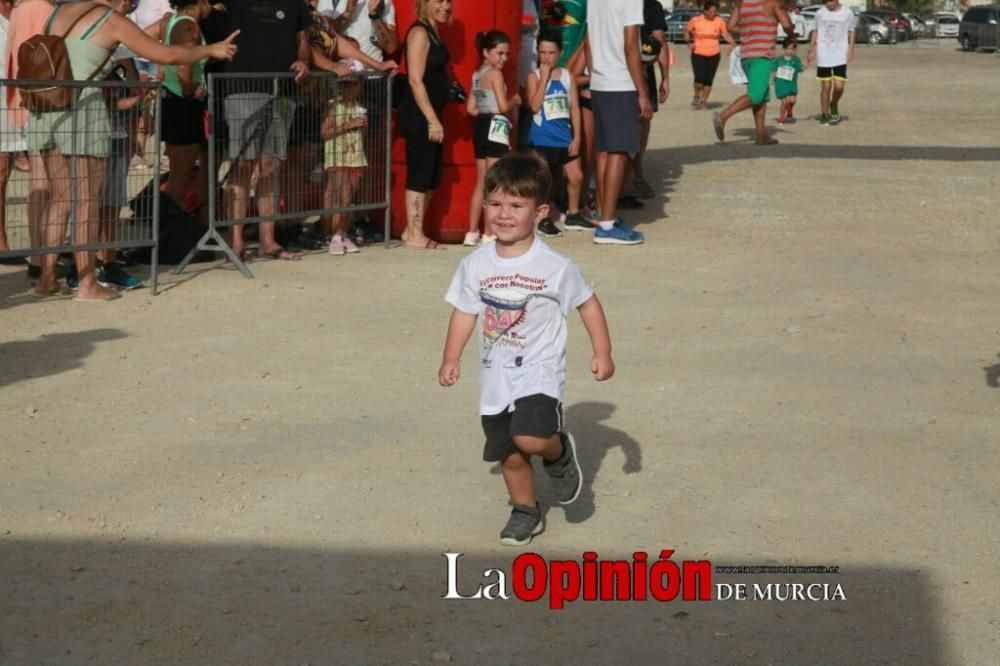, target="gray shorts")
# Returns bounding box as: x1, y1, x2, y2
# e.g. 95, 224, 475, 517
480, 393, 563, 462
101, 137, 130, 209
592, 90, 640, 154
224, 93, 297, 162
